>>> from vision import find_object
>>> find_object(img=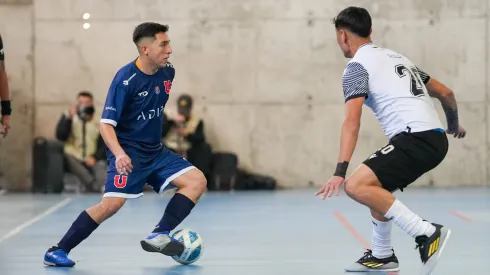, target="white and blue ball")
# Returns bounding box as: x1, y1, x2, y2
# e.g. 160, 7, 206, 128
170, 229, 203, 265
